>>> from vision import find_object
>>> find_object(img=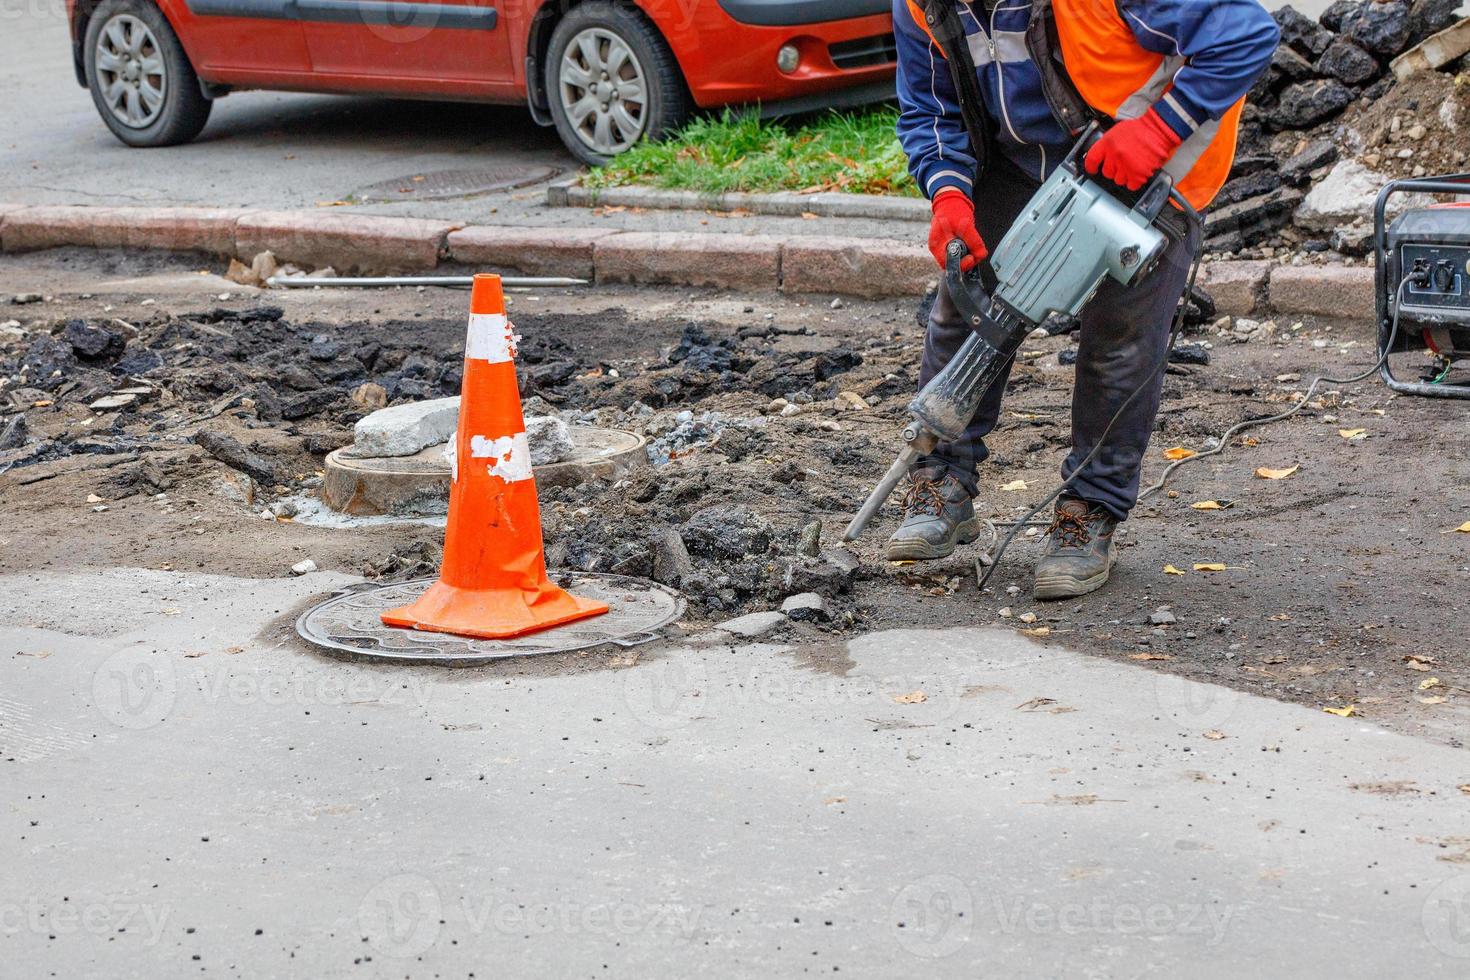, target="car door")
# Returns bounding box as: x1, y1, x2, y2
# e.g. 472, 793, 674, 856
165, 0, 312, 74
298, 0, 513, 83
